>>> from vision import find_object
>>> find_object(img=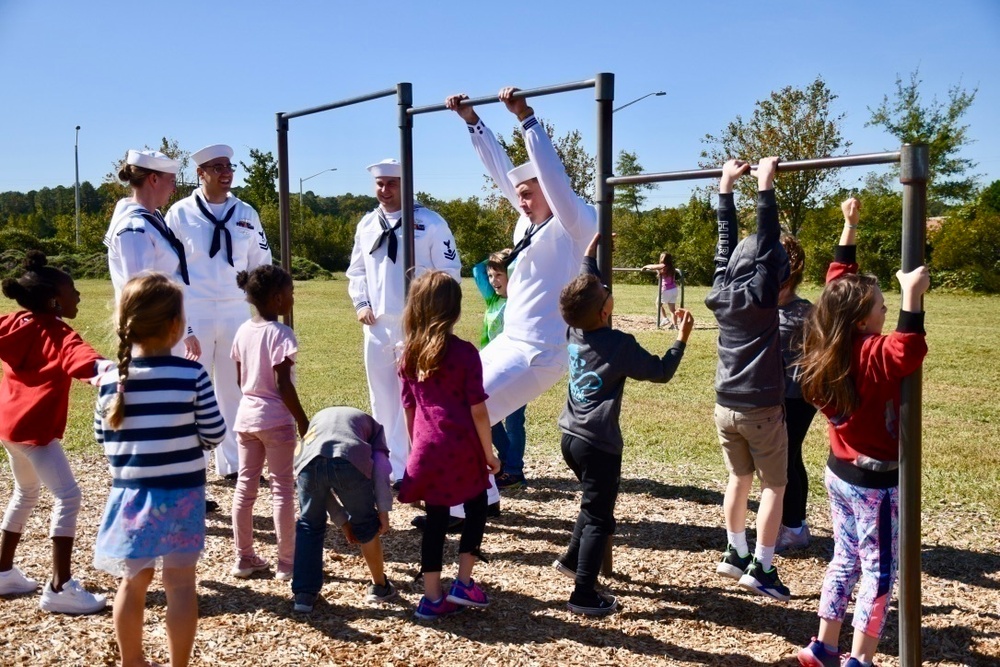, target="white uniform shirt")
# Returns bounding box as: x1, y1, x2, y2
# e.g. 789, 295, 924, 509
104, 199, 188, 302
346, 204, 462, 318
468, 117, 598, 346
165, 190, 272, 303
